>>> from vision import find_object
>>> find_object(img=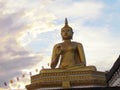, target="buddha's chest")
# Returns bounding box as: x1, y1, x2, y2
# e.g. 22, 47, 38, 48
60, 43, 77, 53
